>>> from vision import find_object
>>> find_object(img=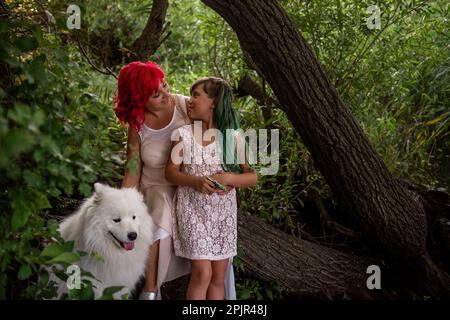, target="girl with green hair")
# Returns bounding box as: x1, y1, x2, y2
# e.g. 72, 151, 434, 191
165, 77, 257, 299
